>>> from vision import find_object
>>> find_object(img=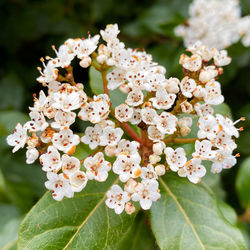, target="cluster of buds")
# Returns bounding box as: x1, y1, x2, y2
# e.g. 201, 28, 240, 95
7, 24, 244, 214
175, 0, 250, 49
